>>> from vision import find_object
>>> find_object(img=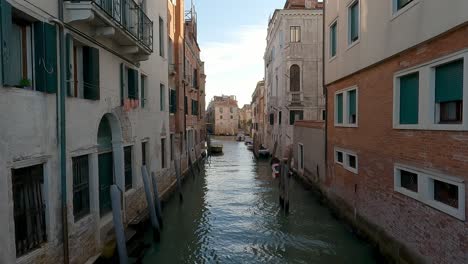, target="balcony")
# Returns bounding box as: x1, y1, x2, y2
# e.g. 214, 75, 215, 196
64, 0, 153, 60
288, 91, 304, 105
